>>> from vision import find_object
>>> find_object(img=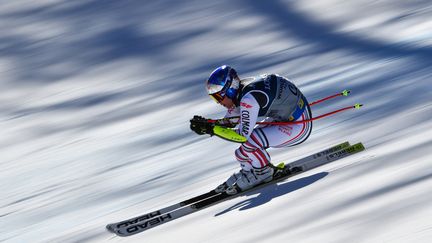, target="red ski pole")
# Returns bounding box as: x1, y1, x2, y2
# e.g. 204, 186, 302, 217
309, 89, 351, 106
256, 104, 362, 125
208, 104, 363, 126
